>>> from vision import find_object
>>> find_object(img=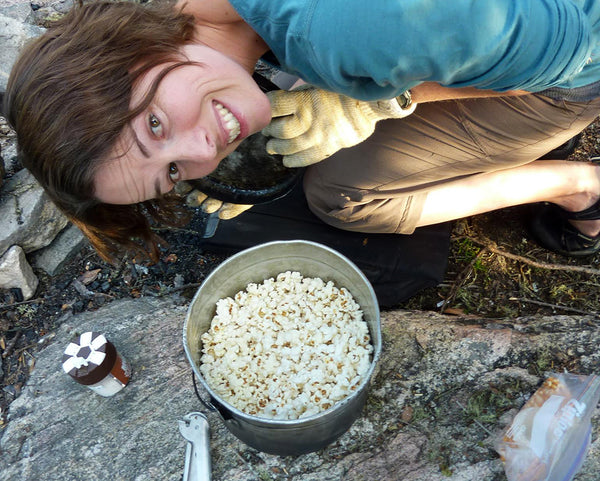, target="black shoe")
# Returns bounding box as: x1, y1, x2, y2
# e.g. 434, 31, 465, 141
530, 157, 600, 257
530, 202, 600, 257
